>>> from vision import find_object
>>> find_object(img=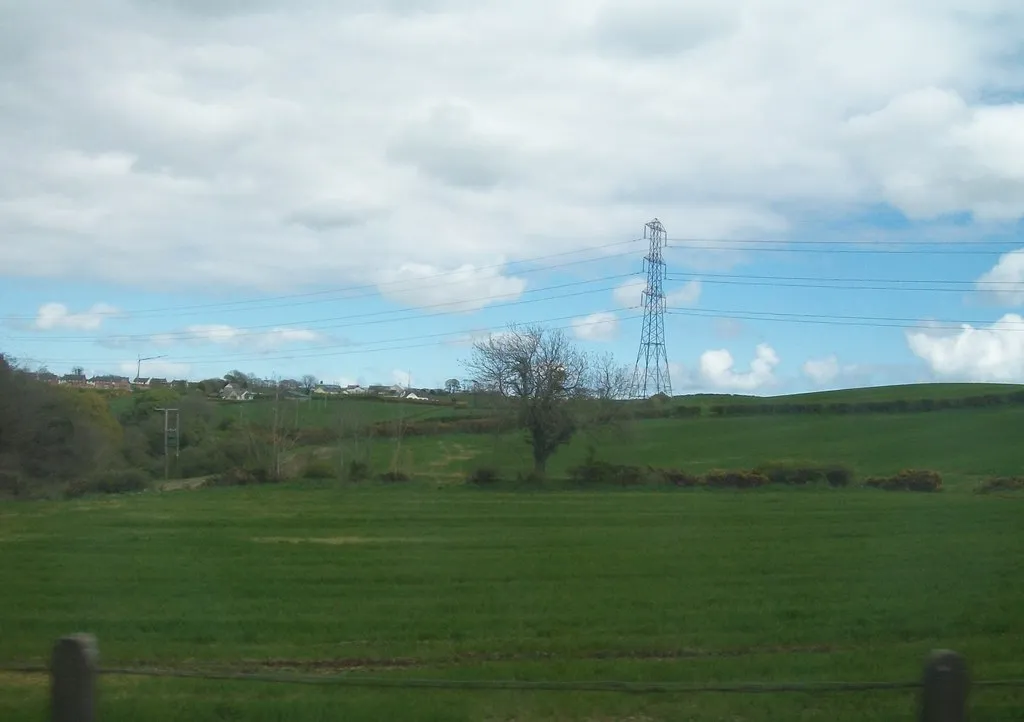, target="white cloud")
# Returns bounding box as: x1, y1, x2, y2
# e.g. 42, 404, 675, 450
699, 343, 779, 391
152, 324, 328, 351
613, 278, 646, 309
117, 360, 191, 379
906, 314, 1024, 382
33, 302, 120, 331
845, 88, 1024, 220
667, 280, 702, 307
571, 312, 619, 342
375, 263, 527, 313
802, 355, 841, 386
3, 1, 1023, 295
613, 278, 701, 309
976, 249, 1024, 305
